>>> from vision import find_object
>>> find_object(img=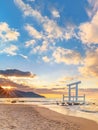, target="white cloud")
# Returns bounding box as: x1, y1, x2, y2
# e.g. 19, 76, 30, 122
15, 0, 75, 44
0, 45, 18, 56
86, 0, 98, 18
25, 24, 42, 39
64, 25, 76, 40
43, 20, 63, 40
14, 0, 43, 22
0, 22, 20, 42
25, 39, 36, 47
19, 54, 28, 59
27, 0, 35, 2
79, 48, 98, 77
26, 38, 49, 54
15, 0, 98, 48
78, 11, 98, 44
51, 9, 60, 18
33, 46, 40, 53
53, 47, 82, 65
42, 56, 50, 63
40, 43, 48, 52
33, 43, 48, 53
